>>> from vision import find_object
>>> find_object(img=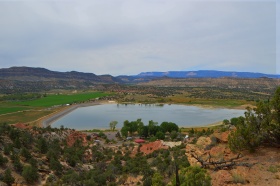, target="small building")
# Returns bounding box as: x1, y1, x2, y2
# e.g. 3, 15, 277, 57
184, 135, 189, 143
134, 139, 145, 143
